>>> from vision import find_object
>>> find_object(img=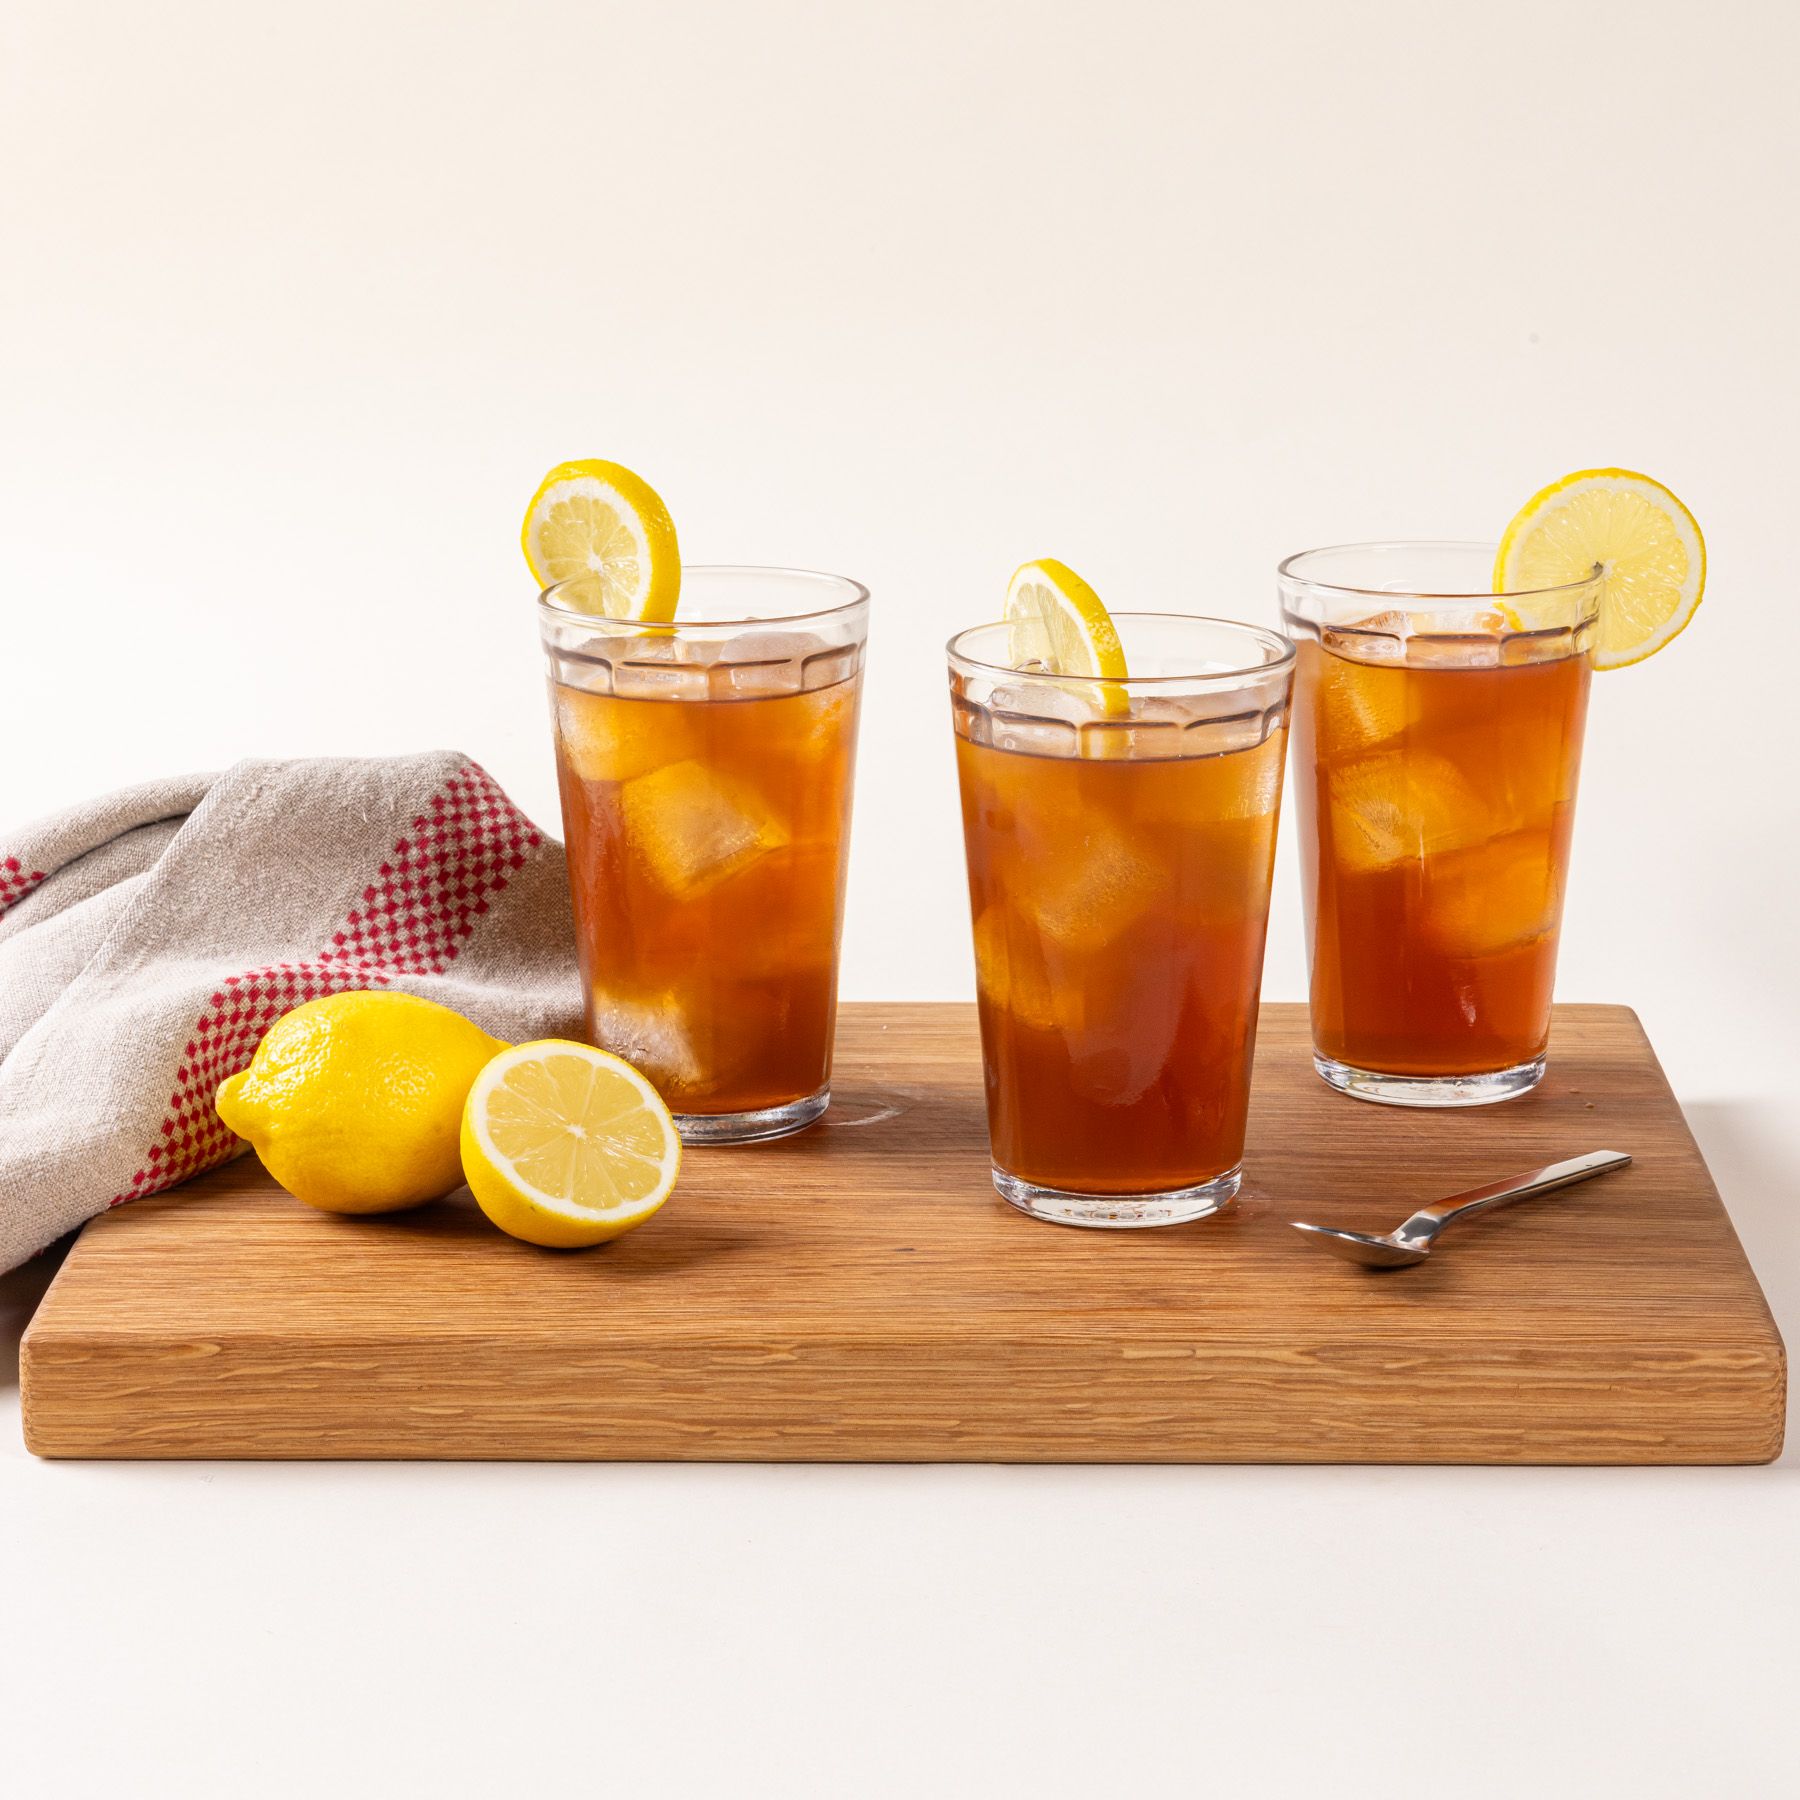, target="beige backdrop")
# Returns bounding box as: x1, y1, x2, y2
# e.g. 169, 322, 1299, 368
4, 0, 1796, 1115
